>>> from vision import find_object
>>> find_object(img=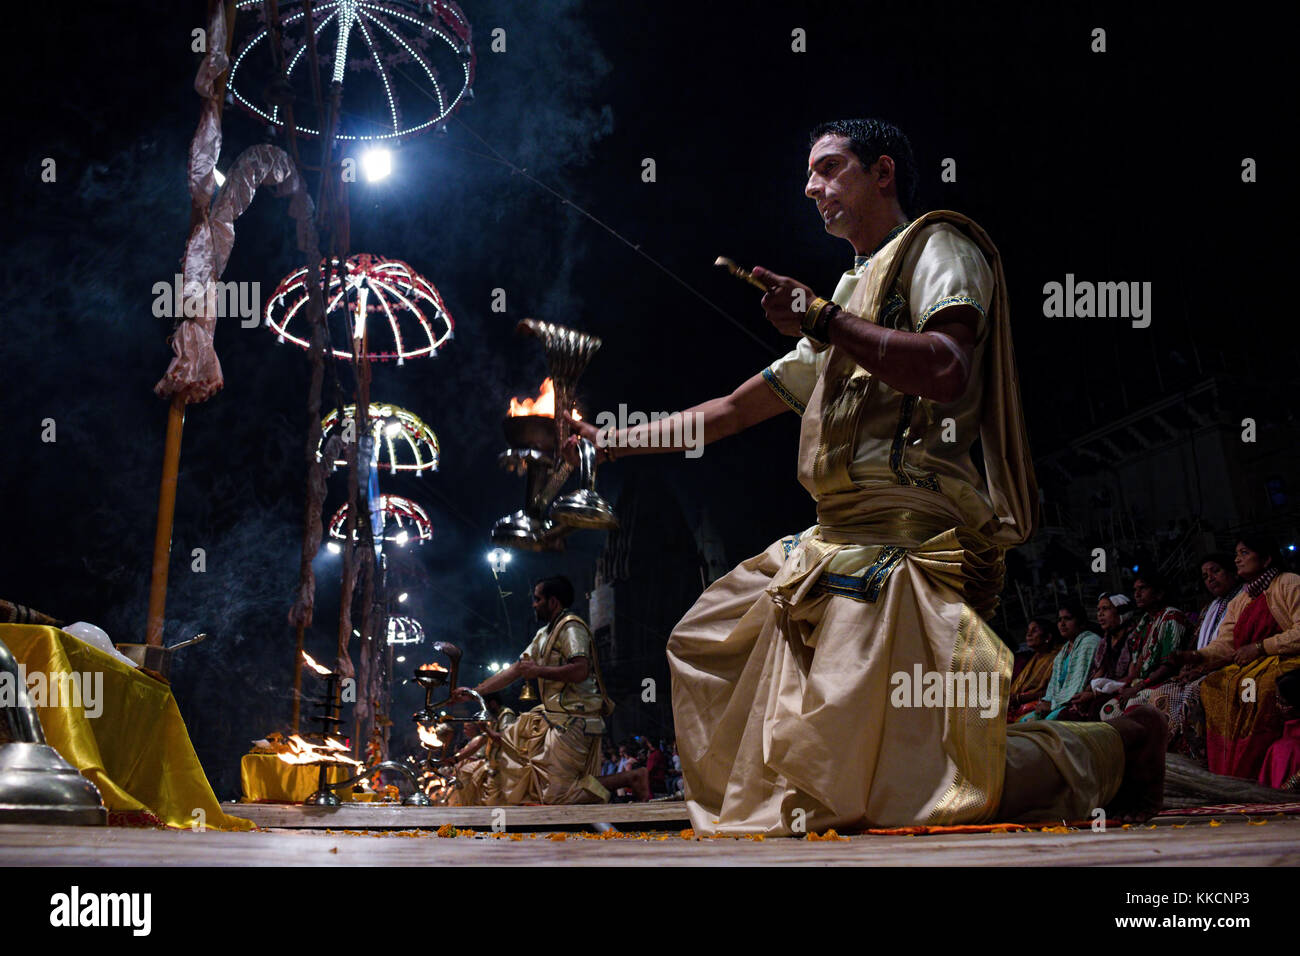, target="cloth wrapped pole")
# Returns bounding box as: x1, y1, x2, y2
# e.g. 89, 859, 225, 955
155, 143, 313, 404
